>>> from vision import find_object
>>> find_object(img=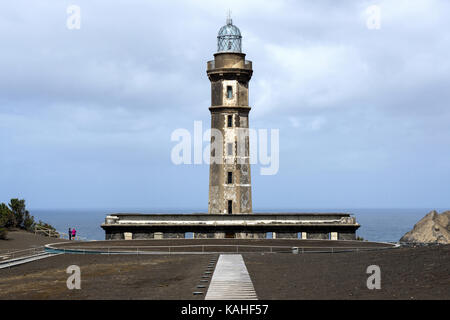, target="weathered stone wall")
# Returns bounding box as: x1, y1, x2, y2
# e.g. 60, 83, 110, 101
208, 108, 252, 214
105, 228, 357, 240
275, 232, 298, 239
235, 232, 266, 239
102, 214, 359, 240
214, 232, 225, 239
194, 232, 216, 239
163, 232, 185, 239
105, 231, 124, 240
133, 232, 155, 240
211, 80, 222, 106
338, 232, 356, 240
307, 232, 329, 240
